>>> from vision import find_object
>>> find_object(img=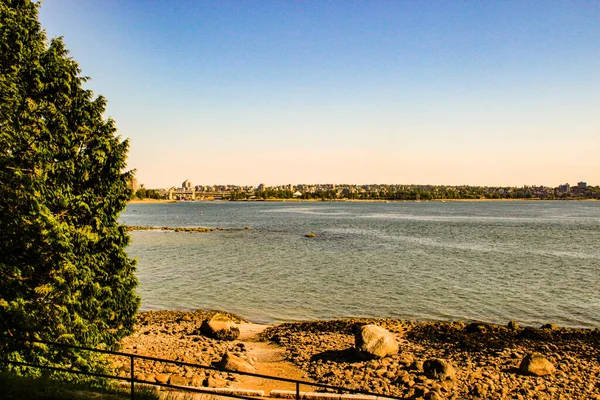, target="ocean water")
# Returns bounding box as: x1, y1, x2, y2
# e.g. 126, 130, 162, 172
120, 201, 600, 328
